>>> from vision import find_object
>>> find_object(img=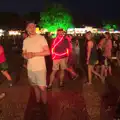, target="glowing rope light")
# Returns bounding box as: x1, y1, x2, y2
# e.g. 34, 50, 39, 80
51, 36, 69, 59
